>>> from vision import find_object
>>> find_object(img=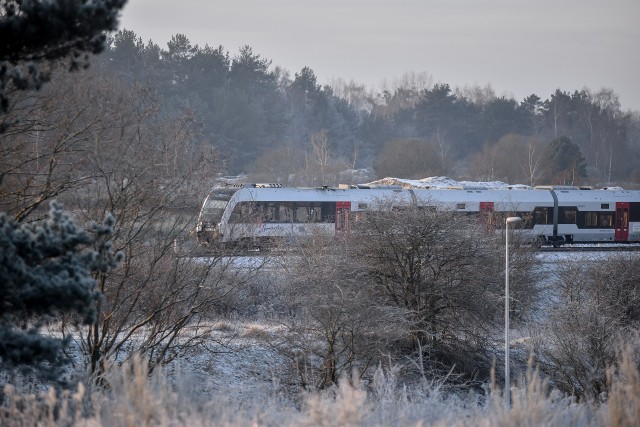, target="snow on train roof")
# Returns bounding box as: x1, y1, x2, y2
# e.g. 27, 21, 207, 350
364, 176, 530, 190
214, 176, 629, 192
